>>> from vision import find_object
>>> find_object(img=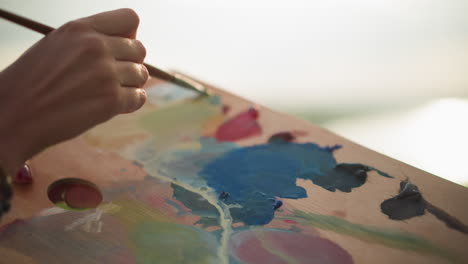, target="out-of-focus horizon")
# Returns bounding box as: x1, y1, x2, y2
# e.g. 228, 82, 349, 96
1, 0, 467, 185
